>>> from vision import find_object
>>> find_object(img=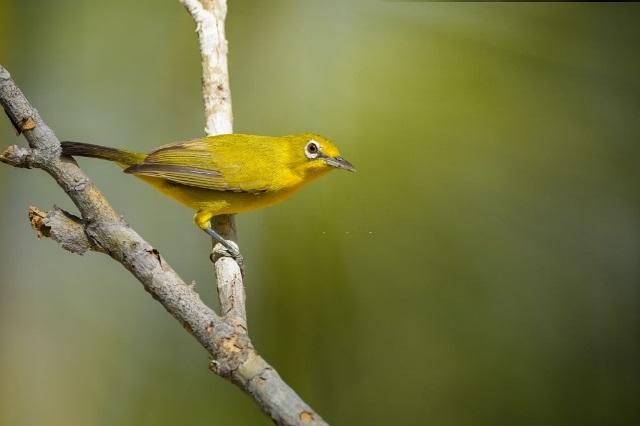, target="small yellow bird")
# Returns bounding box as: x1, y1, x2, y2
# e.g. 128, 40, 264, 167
61, 133, 354, 256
